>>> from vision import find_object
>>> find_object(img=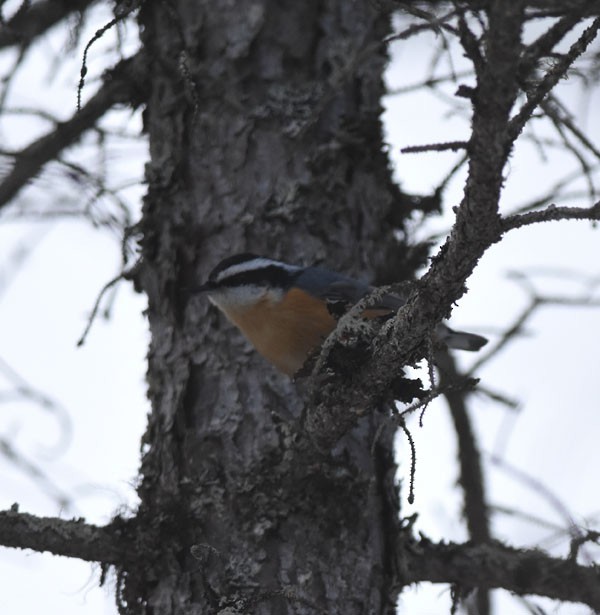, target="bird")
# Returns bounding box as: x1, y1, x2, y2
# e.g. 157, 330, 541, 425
196, 253, 487, 376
